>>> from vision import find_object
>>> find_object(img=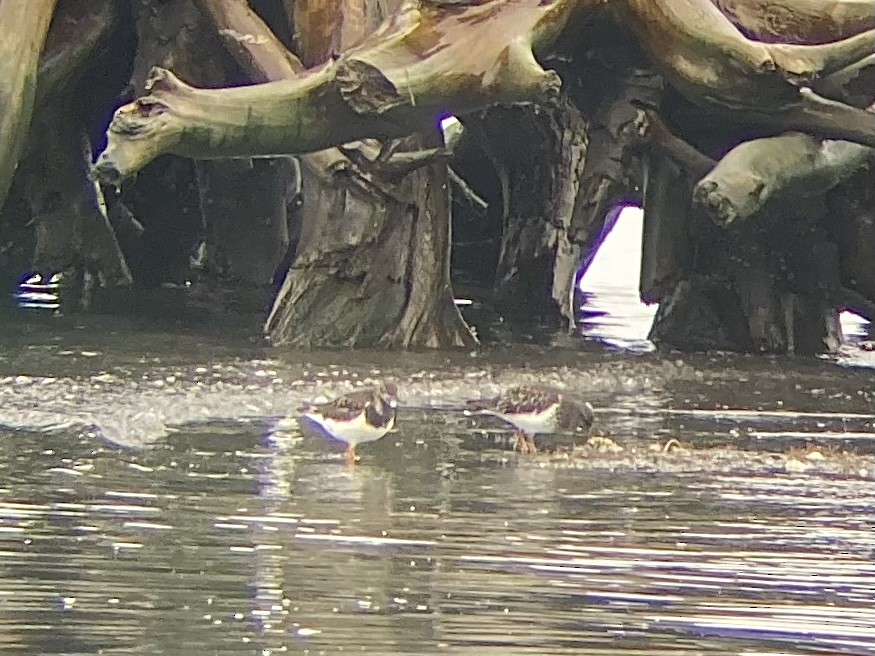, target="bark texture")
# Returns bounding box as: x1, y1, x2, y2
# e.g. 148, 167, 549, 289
93, 0, 875, 187
120, 0, 293, 290
264, 0, 476, 347
0, 0, 59, 212
468, 99, 587, 330
10, 0, 133, 304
